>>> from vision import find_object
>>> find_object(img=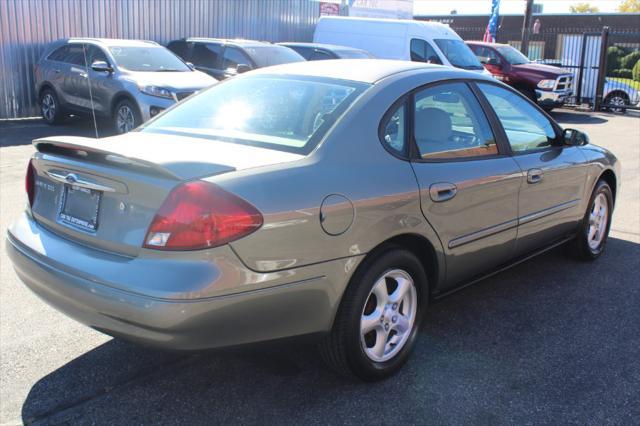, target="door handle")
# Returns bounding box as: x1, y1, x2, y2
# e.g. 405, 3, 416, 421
53, 69, 61, 74
527, 168, 544, 184
429, 182, 457, 202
